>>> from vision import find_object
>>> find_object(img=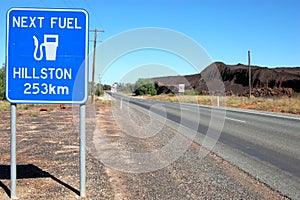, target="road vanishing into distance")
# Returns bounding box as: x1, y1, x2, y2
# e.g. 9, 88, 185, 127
108, 92, 300, 199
